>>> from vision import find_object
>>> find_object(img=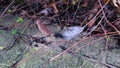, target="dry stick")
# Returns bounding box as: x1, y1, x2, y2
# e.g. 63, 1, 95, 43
41, 32, 118, 68
97, 0, 110, 45
11, 39, 30, 68
83, 54, 118, 68
112, 18, 120, 31
0, 0, 15, 19
49, 37, 89, 61
20, 19, 32, 34
27, 3, 36, 15
100, 23, 109, 63
74, 21, 114, 67
13, 3, 28, 12
74, 36, 105, 53
81, 2, 108, 29
84, 0, 110, 28
66, 0, 70, 25
98, 0, 119, 64
74, 15, 105, 53
48, 3, 115, 65
98, 0, 120, 36
72, 0, 81, 22
86, 16, 104, 36
15, 45, 47, 68
49, 2, 113, 61
49, 32, 118, 61
95, 0, 111, 64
